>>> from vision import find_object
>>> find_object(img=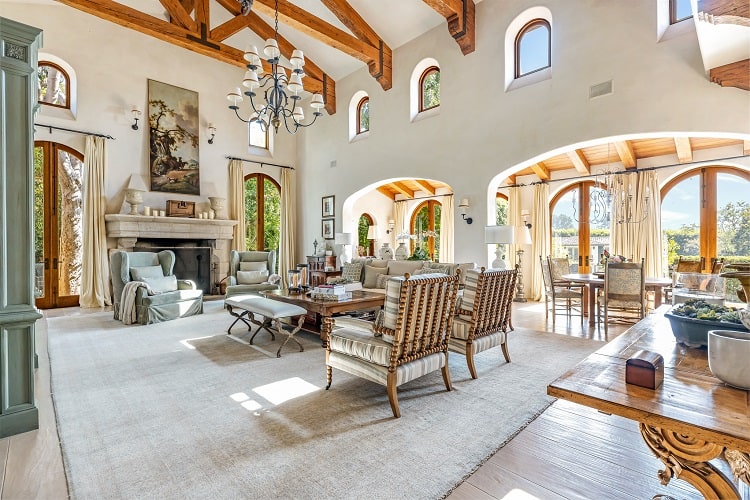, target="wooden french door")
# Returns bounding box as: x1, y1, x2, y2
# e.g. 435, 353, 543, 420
33, 141, 84, 309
